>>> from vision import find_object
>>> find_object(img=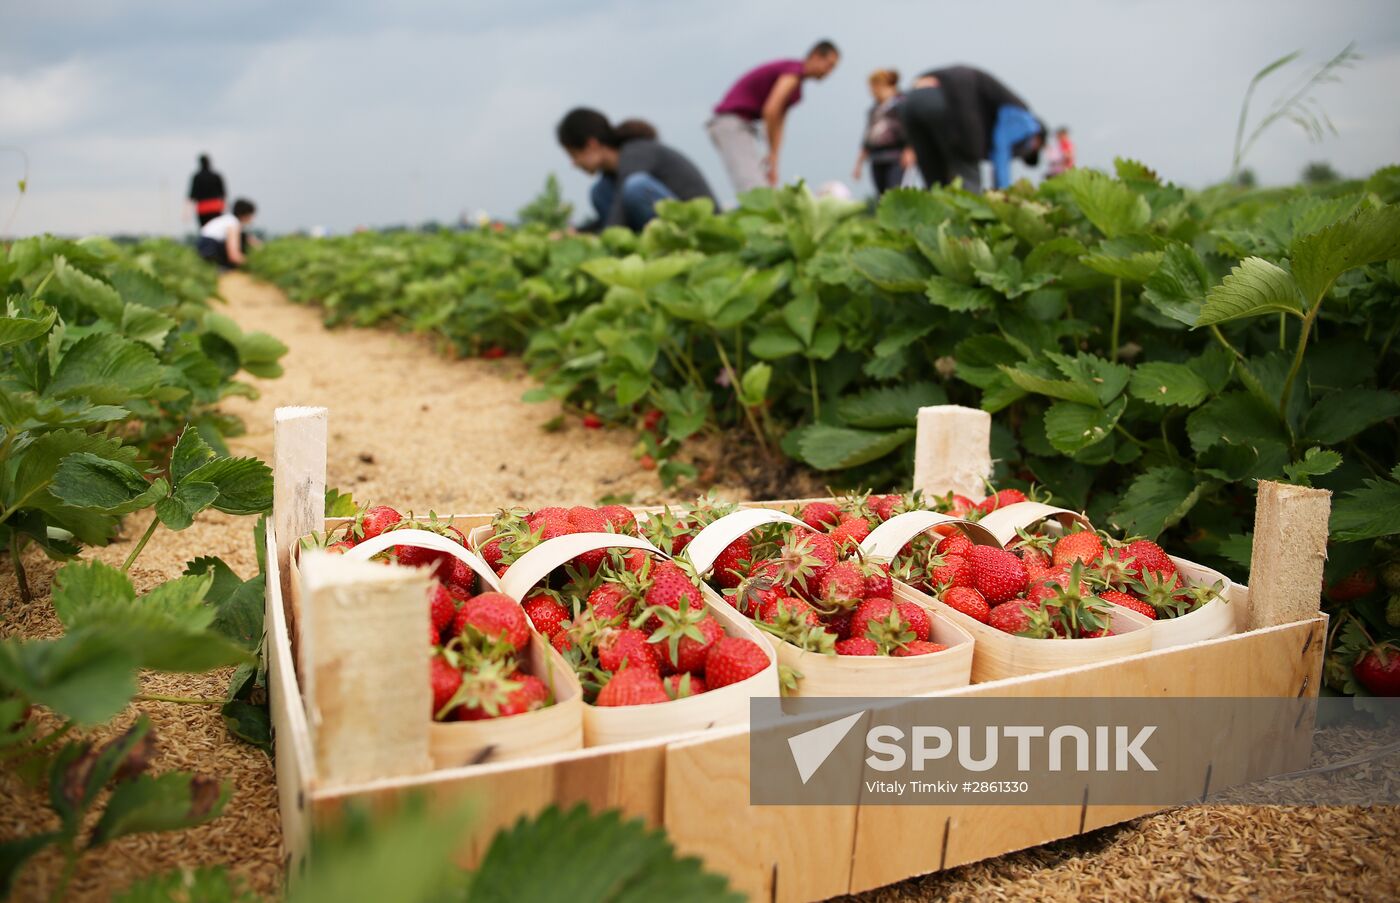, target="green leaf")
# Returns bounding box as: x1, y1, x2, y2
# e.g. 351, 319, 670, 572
90, 773, 231, 847
876, 187, 951, 231
1142, 243, 1209, 326
1108, 466, 1203, 539
469, 805, 742, 903
748, 325, 804, 360
155, 481, 220, 531
170, 425, 217, 486
736, 363, 771, 408
1043, 398, 1126, 454
1290, 204, 1400, 304
834, 382, 947, 429
120, 304, 177, 349
1196, 257, 1304, 326
1302, 390, 1400, 444
1330, 476, 1400, 542
113, 866, 261, 903
53, 255, 124, 320
1060, 168, 1152, 238
48, 333, 165, 404
1080, 237, 1165, 283
1000, 366, 1099, 406
325, 486, 358, 518
614, 370, 651, 406
184, 457, 273, 515
0, 307, 57, 348
925, 274, 996, 312
580, 253, 702, 291
780, 292, 820, 346
793, 424, 915, 470
185, 557, 264, 651
849, 247, 930, 292
1128, 362, 1210, 408
0, 631, 137, 724
8, 430, 138, 515
50, 453, 167, 515
1283, 447, 1342, 485
1186, 392, 1289, 454
656, 386, 708, 441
